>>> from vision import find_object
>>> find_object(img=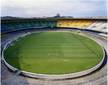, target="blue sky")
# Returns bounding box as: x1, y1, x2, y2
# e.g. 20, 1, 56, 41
1, 0, 107, 17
